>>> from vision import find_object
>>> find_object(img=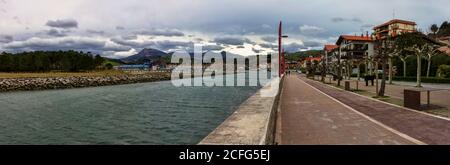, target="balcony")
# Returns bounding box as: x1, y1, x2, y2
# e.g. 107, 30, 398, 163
341, 44, 368, 52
